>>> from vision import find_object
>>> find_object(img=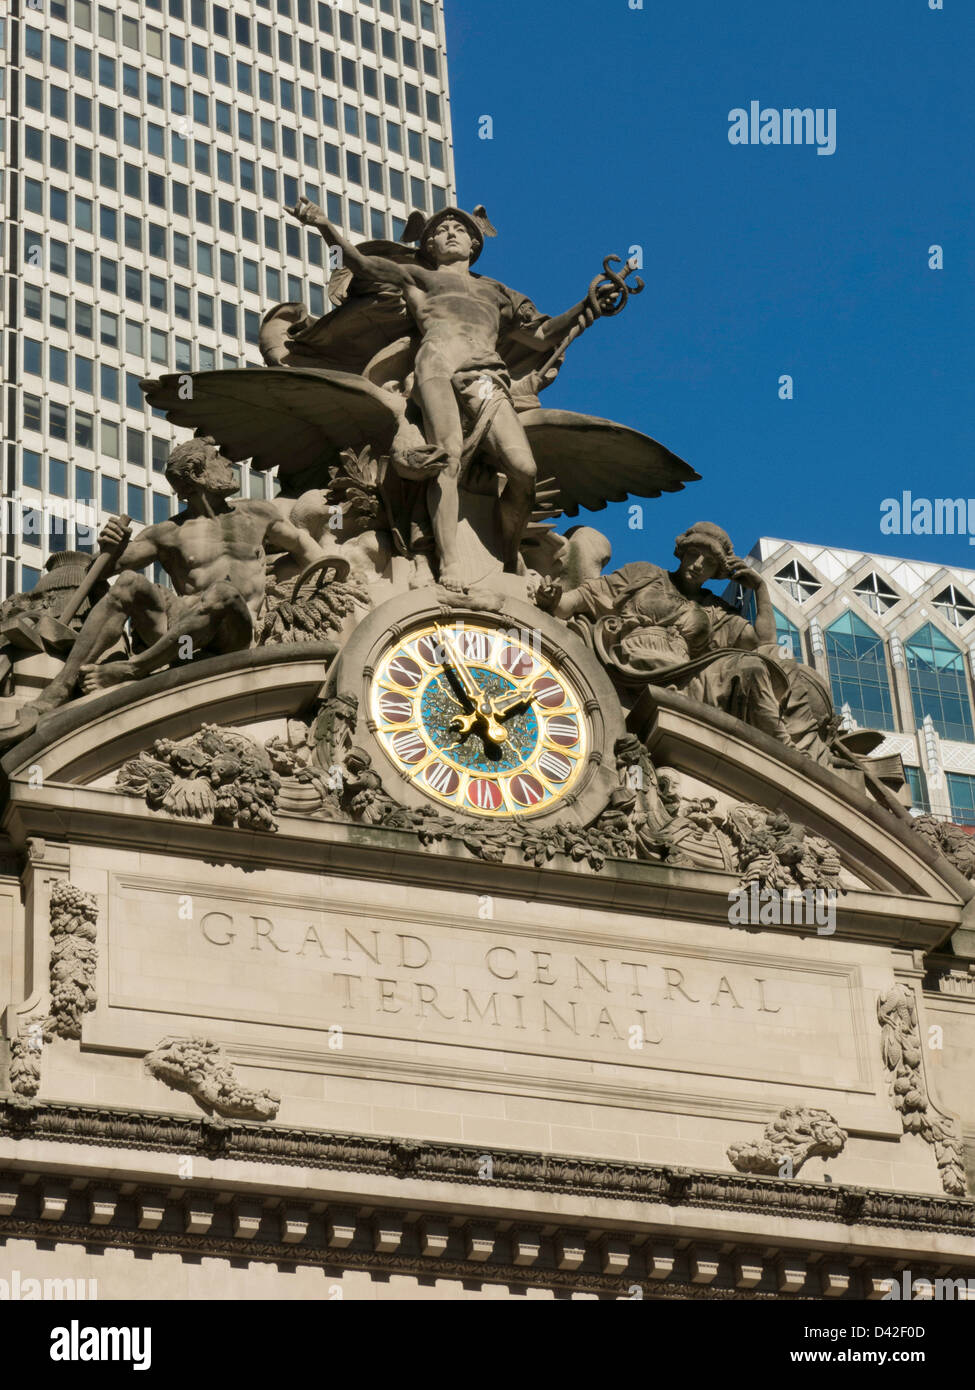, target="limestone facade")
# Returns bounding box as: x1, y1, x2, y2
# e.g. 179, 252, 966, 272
1, 648, 973, 1300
